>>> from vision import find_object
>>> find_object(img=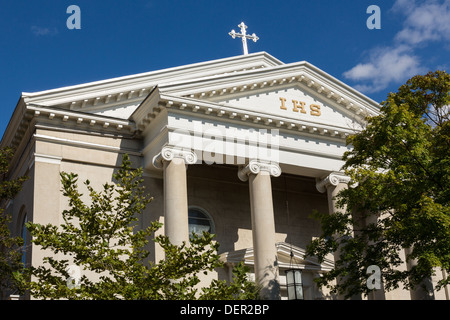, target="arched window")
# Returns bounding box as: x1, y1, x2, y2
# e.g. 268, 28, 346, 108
188, 207, 215, 237
20, 214, 28, 265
